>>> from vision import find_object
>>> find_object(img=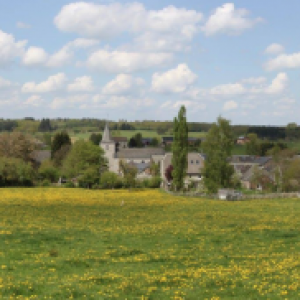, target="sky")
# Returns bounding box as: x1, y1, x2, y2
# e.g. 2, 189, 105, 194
0, 0, 300, 125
